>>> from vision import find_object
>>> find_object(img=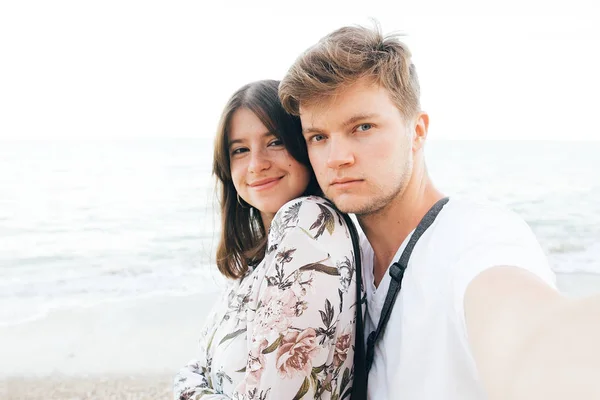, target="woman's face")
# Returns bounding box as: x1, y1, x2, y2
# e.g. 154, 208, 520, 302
228, 108, 311, 227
